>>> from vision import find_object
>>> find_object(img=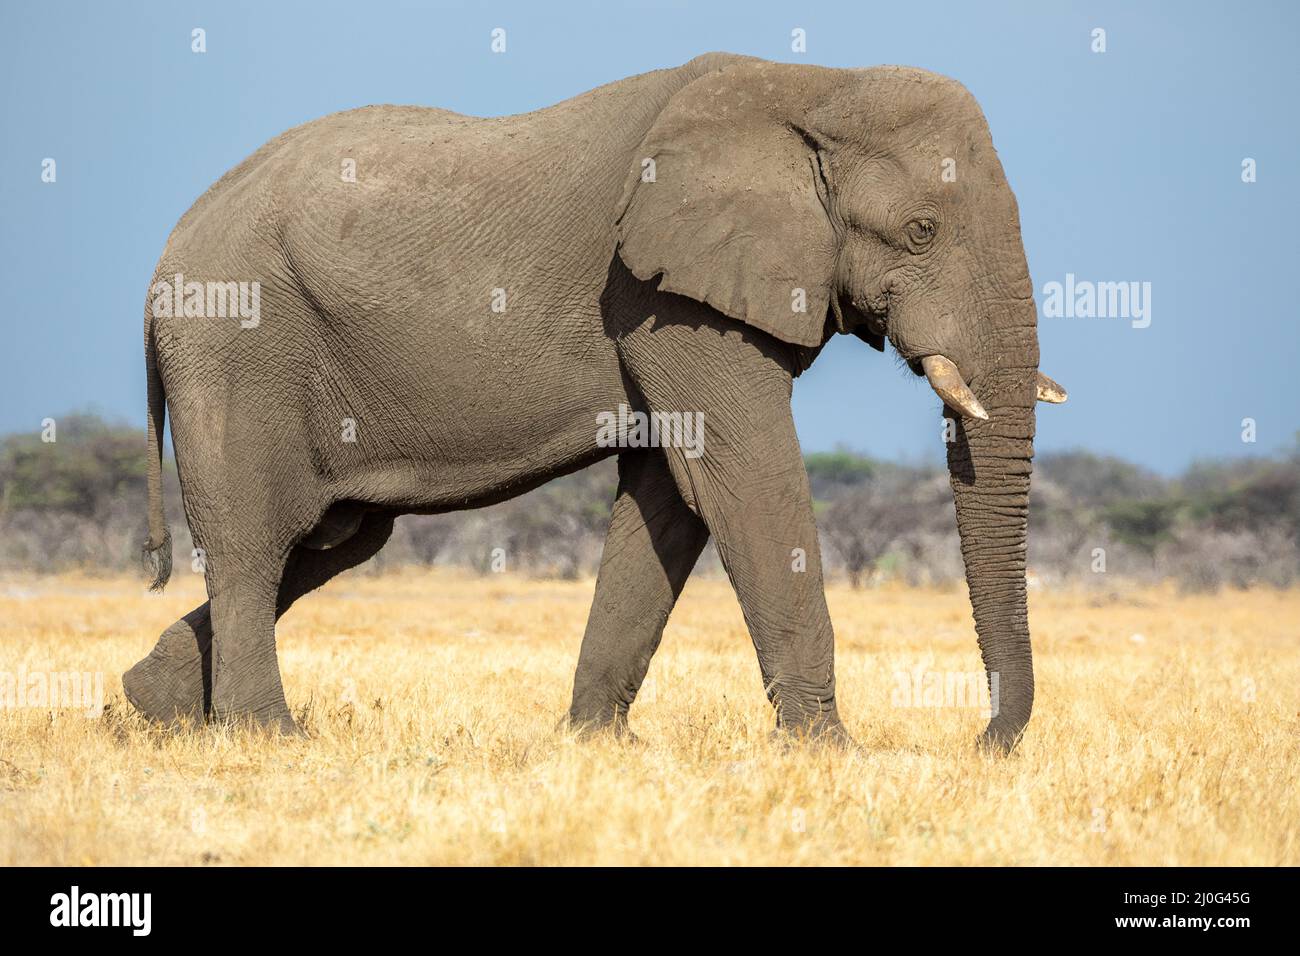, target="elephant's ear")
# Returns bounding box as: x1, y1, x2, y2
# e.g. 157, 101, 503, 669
614, 65, 839, 348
